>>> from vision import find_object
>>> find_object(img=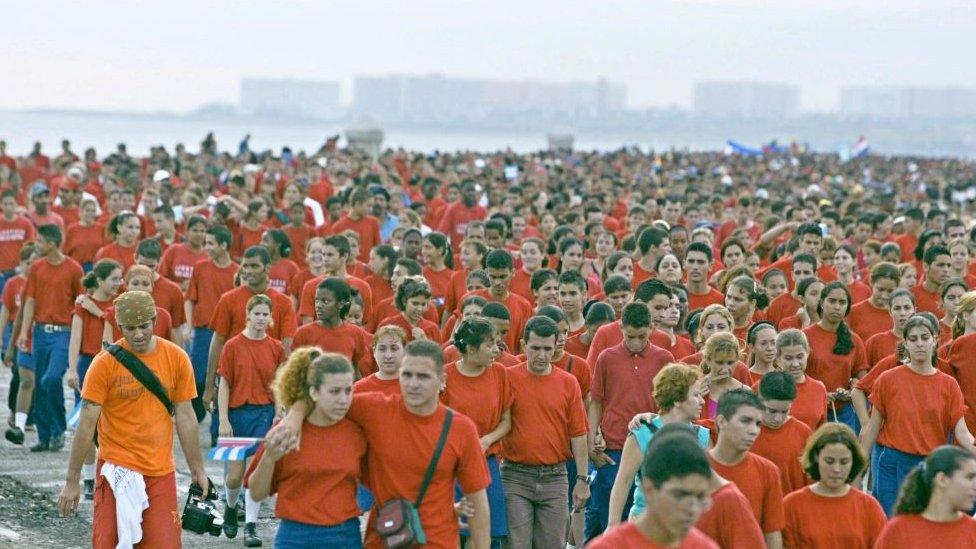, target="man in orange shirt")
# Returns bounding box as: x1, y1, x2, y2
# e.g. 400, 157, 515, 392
57, 290, 208, 548
503, 315, 590, 548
